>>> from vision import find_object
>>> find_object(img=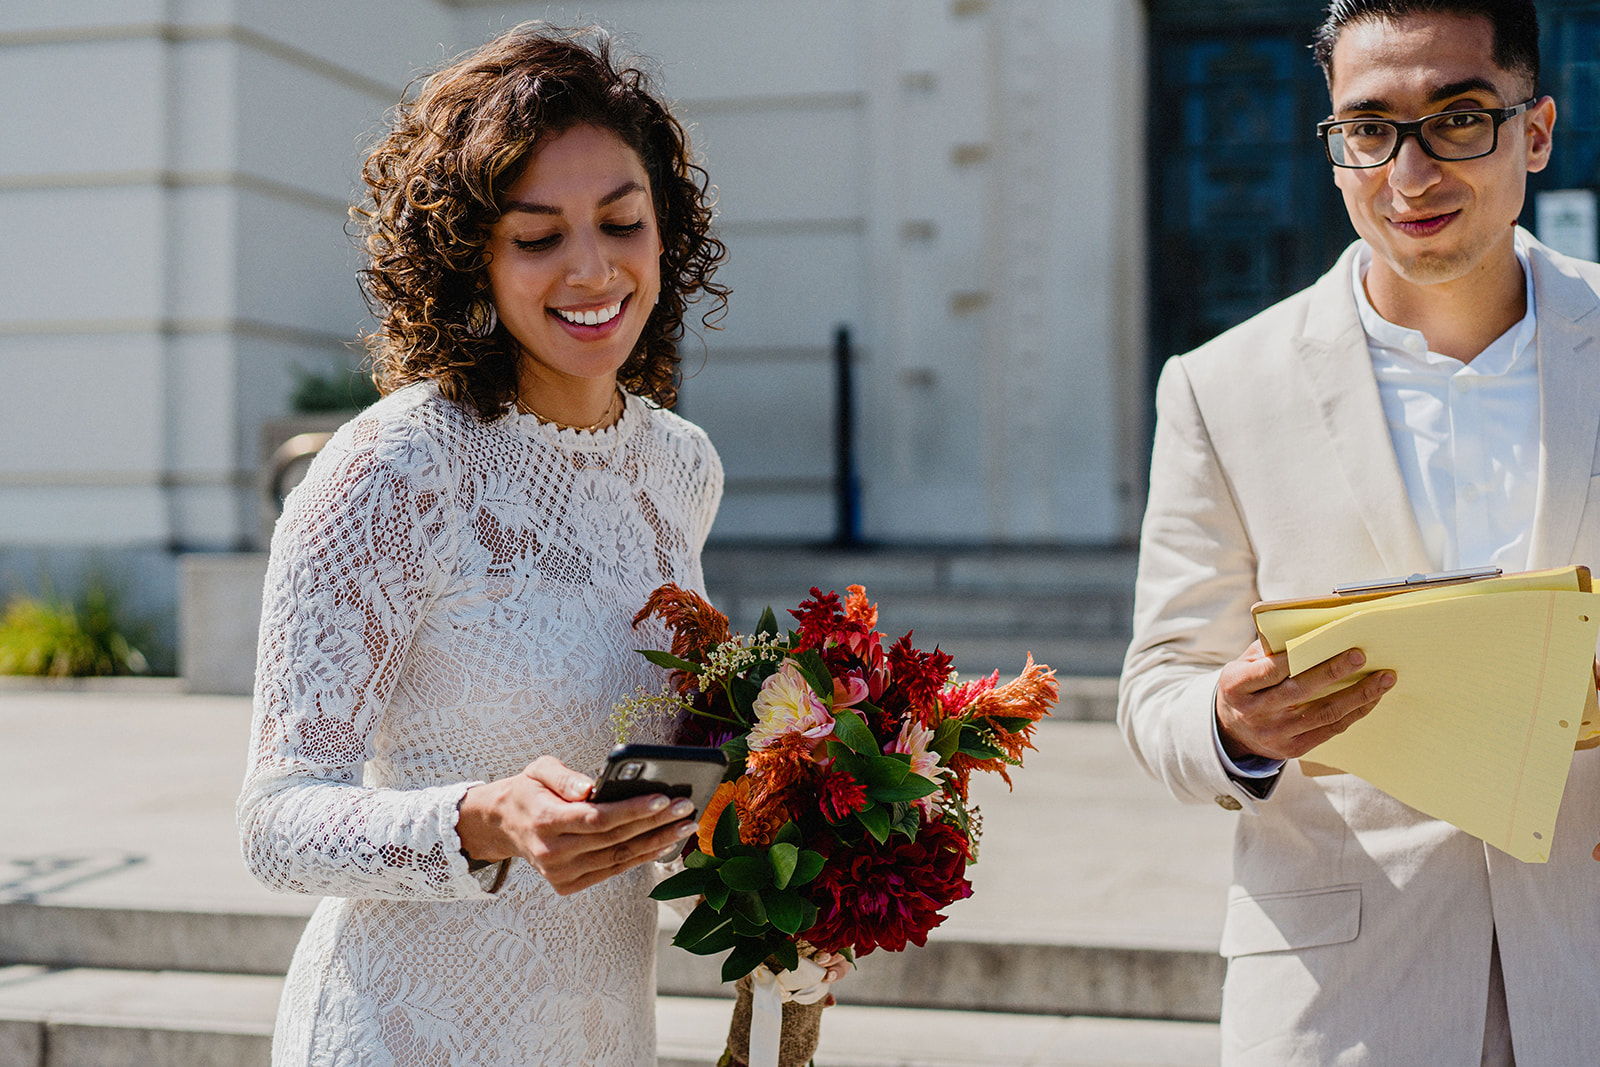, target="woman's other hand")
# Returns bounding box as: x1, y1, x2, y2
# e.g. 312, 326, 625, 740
457, 755, 697, 894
